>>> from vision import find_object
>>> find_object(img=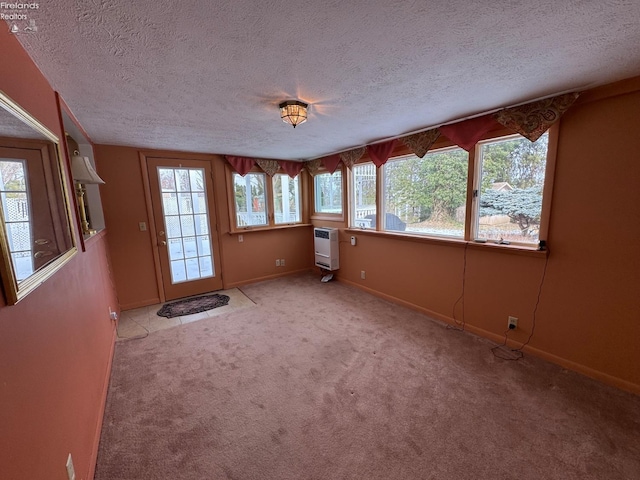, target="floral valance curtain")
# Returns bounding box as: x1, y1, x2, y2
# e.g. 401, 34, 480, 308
255, 159, 280, 177
227, 92, 579, 176
226, 156, 304, 178
493, 92, 579, 142
400, 92, 579, 157
304, 158, 322, 176
340, 147, 366, 169
401, 129, 440, 158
